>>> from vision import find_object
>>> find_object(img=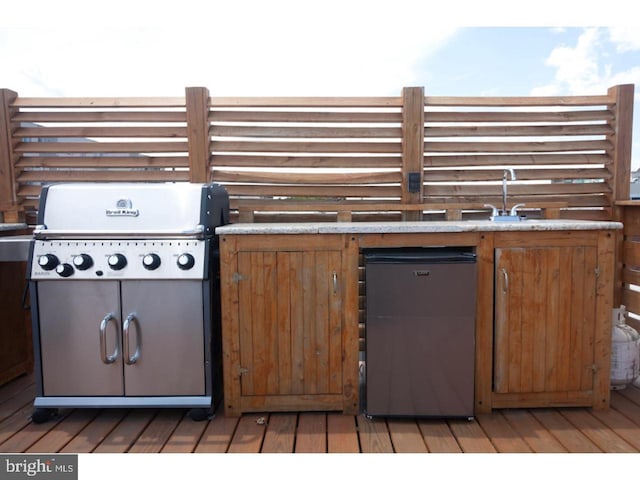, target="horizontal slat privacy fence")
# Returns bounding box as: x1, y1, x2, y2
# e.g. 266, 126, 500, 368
0, 84, 634, 225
